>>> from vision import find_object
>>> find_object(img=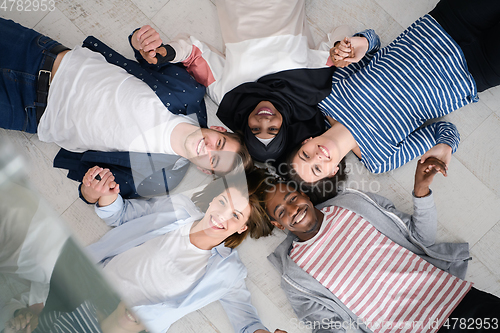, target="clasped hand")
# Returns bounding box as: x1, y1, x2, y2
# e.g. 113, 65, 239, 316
4, 308, 37, 333
414, 157, 447, 198
329, 36, 369, 68
131, 25, 167, 64
81, 166, 120, 204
